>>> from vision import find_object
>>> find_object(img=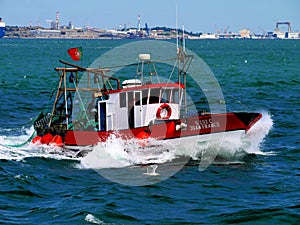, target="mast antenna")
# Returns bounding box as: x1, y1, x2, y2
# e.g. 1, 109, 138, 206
183, 24, 186, 52
176, 0, 179, 54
